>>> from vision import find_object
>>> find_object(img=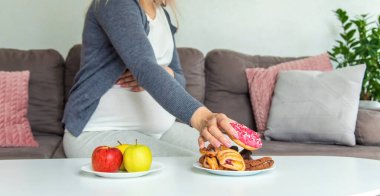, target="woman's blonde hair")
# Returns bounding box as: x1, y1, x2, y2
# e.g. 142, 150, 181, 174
157, 0, 179, 27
